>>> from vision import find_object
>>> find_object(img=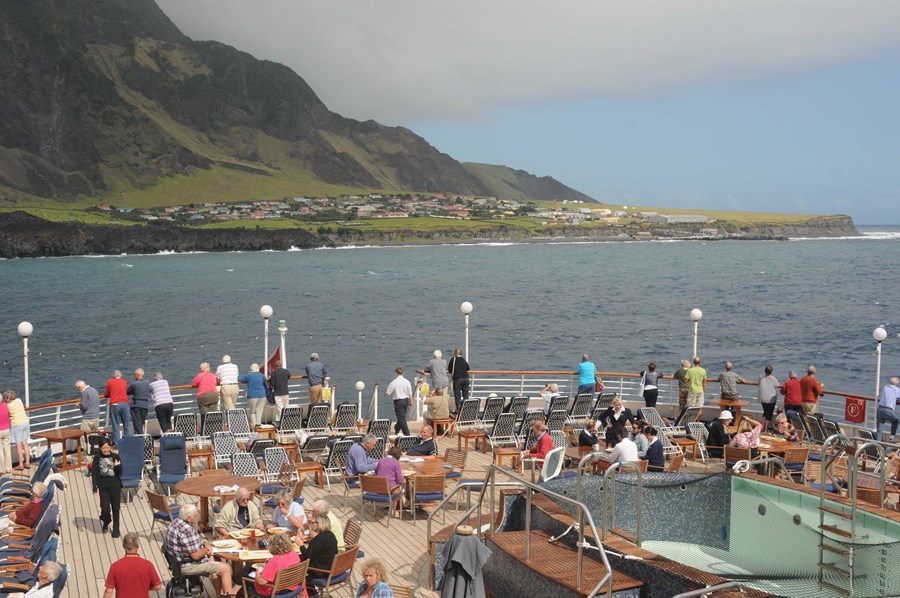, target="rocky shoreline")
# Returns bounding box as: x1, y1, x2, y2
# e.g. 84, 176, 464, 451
0, 211, 859, 258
